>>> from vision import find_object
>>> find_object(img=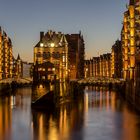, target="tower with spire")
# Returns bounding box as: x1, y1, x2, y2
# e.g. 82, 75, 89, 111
13, 54, 23, 78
